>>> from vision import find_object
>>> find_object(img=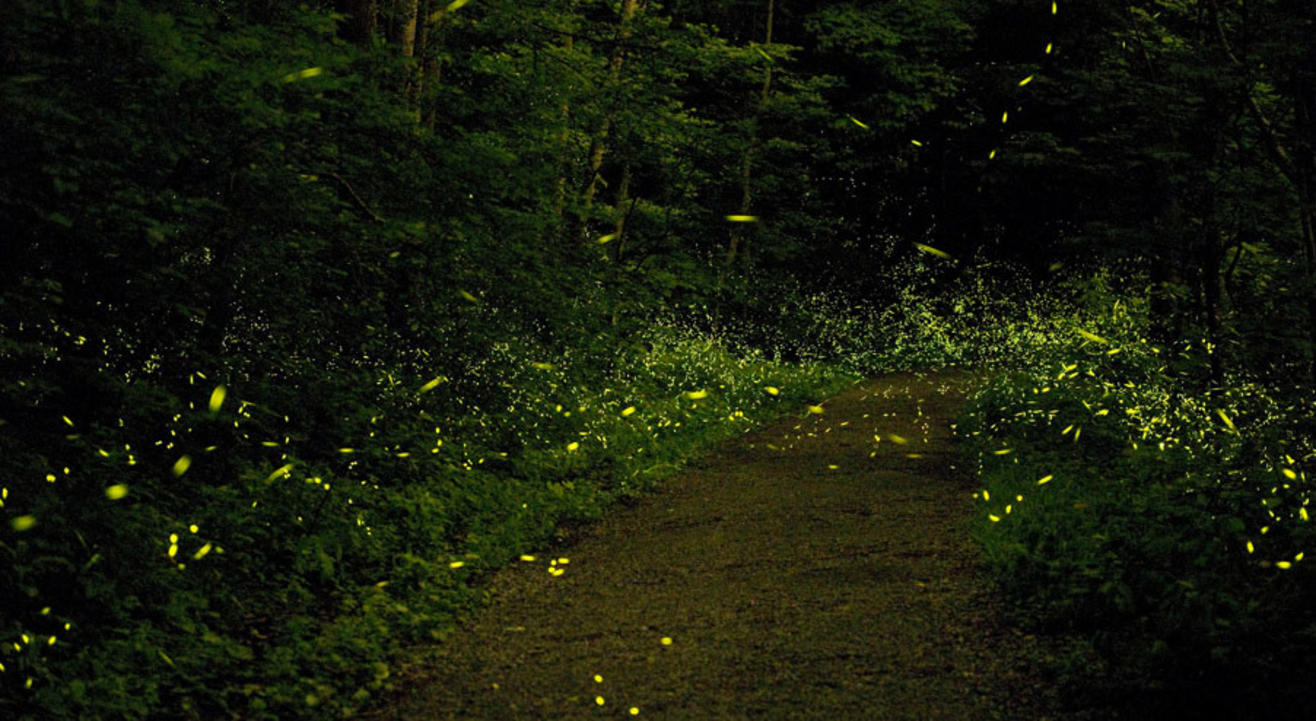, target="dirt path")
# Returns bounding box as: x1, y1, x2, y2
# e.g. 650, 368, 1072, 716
379, 371, 1058, 720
